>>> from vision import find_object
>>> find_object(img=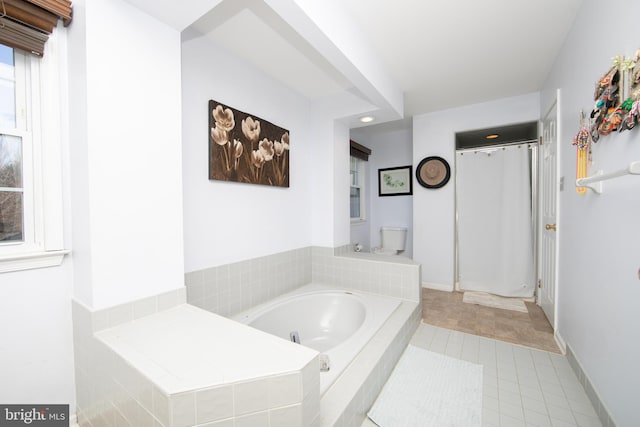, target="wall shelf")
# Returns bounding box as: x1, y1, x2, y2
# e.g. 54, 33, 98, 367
575, 160, 640, 194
